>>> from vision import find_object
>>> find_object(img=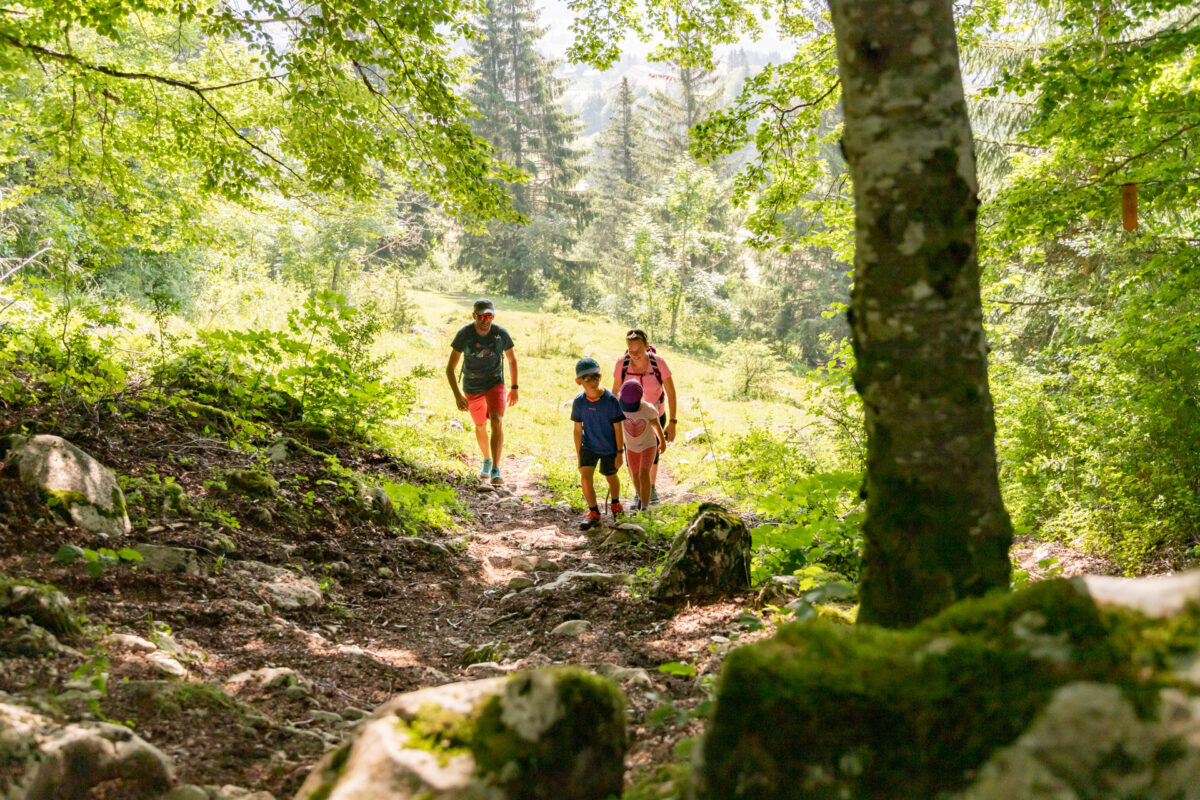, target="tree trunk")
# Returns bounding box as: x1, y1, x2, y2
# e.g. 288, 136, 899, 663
827, 0, 1012, 628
